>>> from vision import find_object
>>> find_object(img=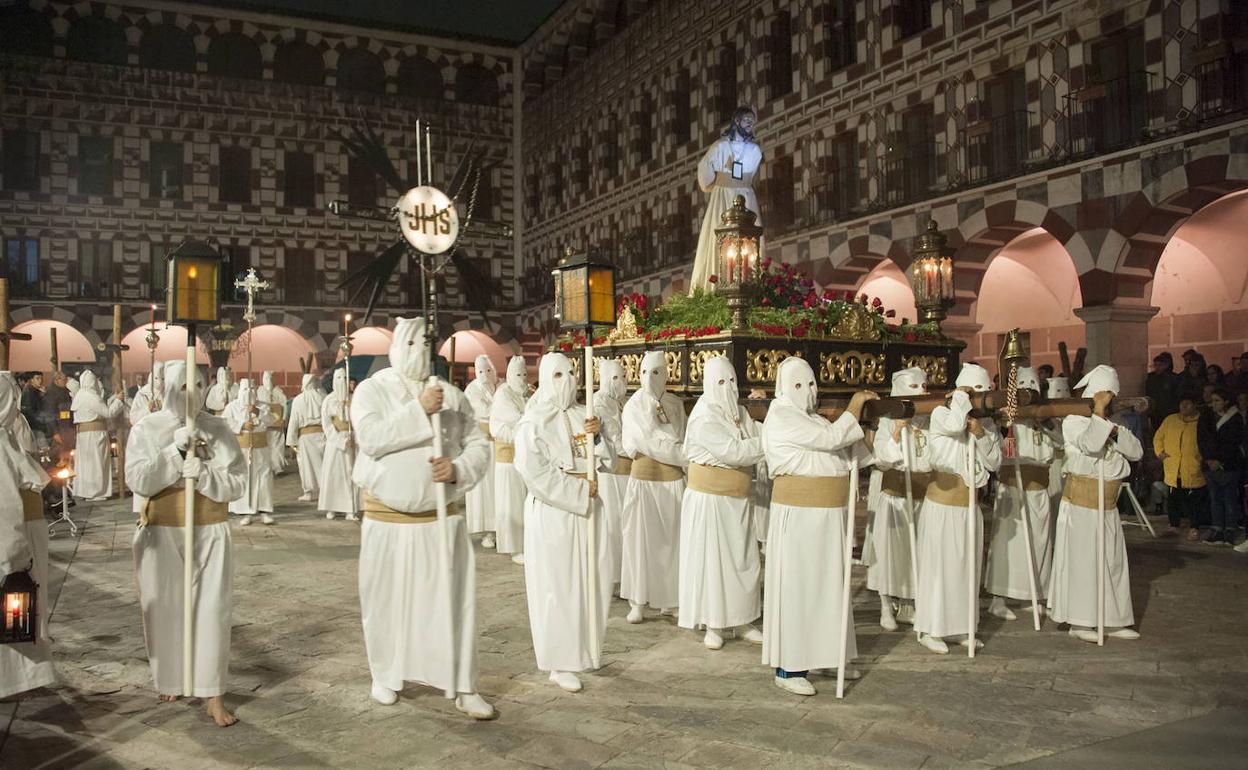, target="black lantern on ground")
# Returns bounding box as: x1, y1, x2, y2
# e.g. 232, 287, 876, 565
714, 195, 764, 330
554, 246, 617, 334
1, 570, 37, 645
909, 220, 955, 327
167, 240, 225, 327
